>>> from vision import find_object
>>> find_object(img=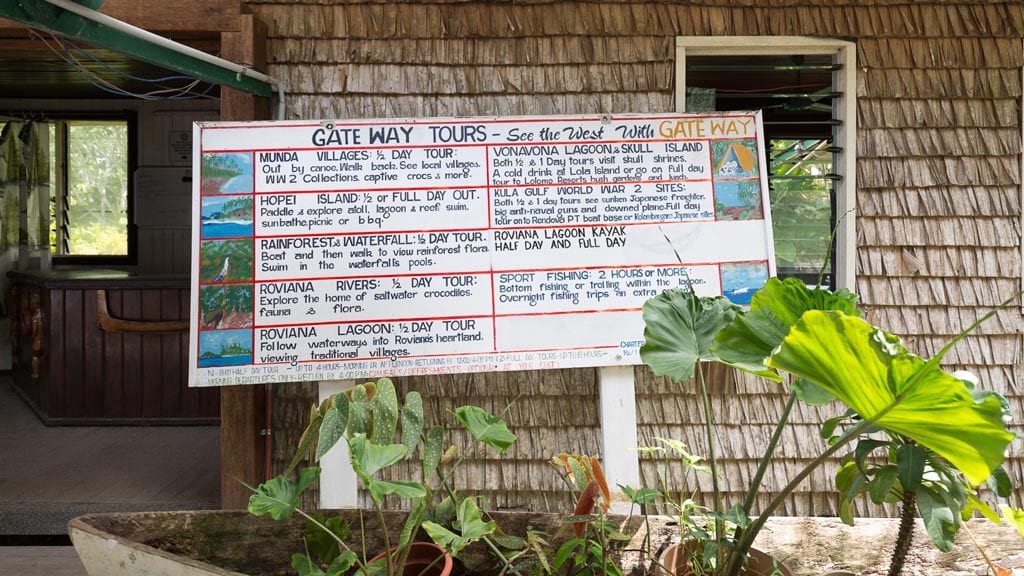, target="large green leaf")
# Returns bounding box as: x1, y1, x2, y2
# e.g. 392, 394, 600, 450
248, 467, 320, 521
288, 403, 325, 474
370, 378, 399, 444
640, 290, 740, 382
316, 394, 350, 461
453, 406, 516, 453
401, 391, 424, 454
896, 443, 926, 492
768, 311, 1013, 485
749, 277, 860, 325
916, 486, 957, 552
349, 385, 372, 436
348, 435, 409, 478
712, 277, 859, 383
366, 478, 427, 502
422, 425, 444, 479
